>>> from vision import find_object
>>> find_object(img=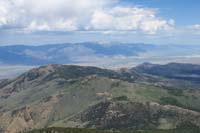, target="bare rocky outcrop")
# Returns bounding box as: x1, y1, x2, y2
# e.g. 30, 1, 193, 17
0, 94, 61, 133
